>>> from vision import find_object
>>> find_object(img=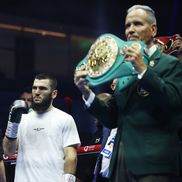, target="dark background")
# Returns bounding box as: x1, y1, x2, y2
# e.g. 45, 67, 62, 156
0, 0, 181, 154
0, 0, 181, 155
0, 0, 182, 36
0, 1, 182, 181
